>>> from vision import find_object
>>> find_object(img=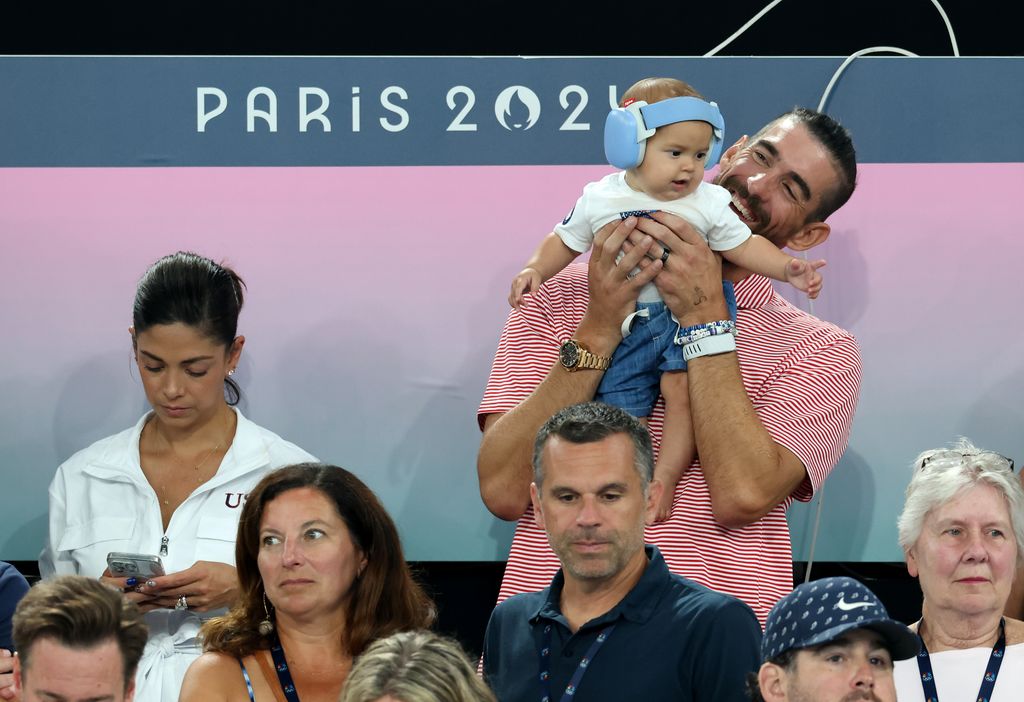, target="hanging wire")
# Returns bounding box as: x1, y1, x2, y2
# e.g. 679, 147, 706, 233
703, 0, 960, 583
817, 46, 919, 112
705, 0, 959, 59
929, 0, 961, 55
703, 0, 785, 57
